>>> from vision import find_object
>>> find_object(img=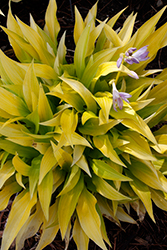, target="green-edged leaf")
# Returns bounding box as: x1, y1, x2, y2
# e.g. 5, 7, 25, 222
76, 187, 108, 250
0, 138, 39, 158
57, 165, 81, 197
16, 17, 54, 66
120, 131, 156, 161
23, 62, 40, 112
92, 174, 131, 201
0, 49, 26, 85
128, 159, 164, 191
59, 76, 97, 113
38, 84, 53, 122
79, 118, 120, 136
94, 61, 137, 81
0, 87, 29, 116
133, 6, 167, 48
74, 22, 91, 78
76, 155, 92, 177
104, 24, 123, 46
1, 190, 37, 250
91, 159, 131, 181
93, 134, 125, 166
